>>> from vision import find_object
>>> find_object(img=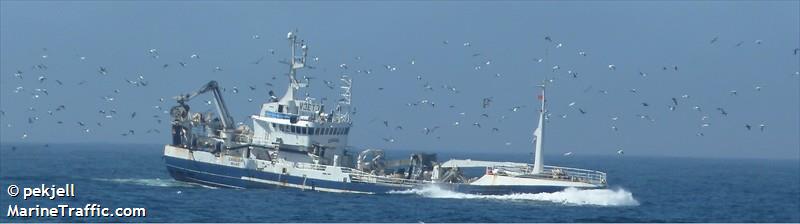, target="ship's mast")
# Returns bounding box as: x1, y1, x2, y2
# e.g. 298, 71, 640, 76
278, 31, 308, 104
532, 81, 546, 174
